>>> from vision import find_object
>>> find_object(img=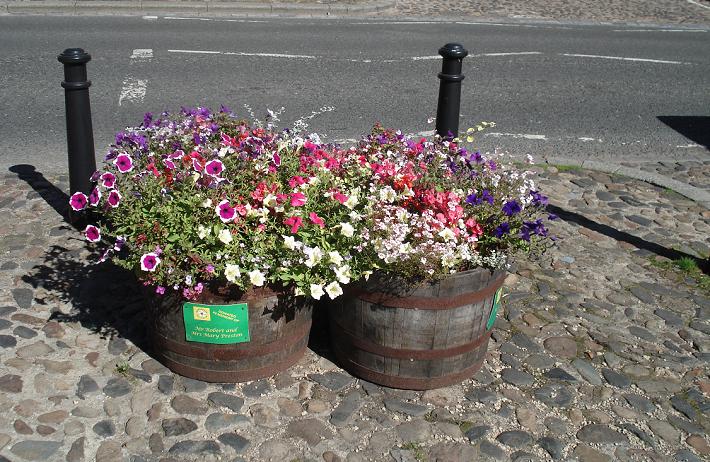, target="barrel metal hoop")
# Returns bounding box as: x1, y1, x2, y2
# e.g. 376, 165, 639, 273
331, 320, 491, 360
152, 318, 312, 360
157, 344, 308, 383
351, 273, 506, 310
337, 355, 486, 390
